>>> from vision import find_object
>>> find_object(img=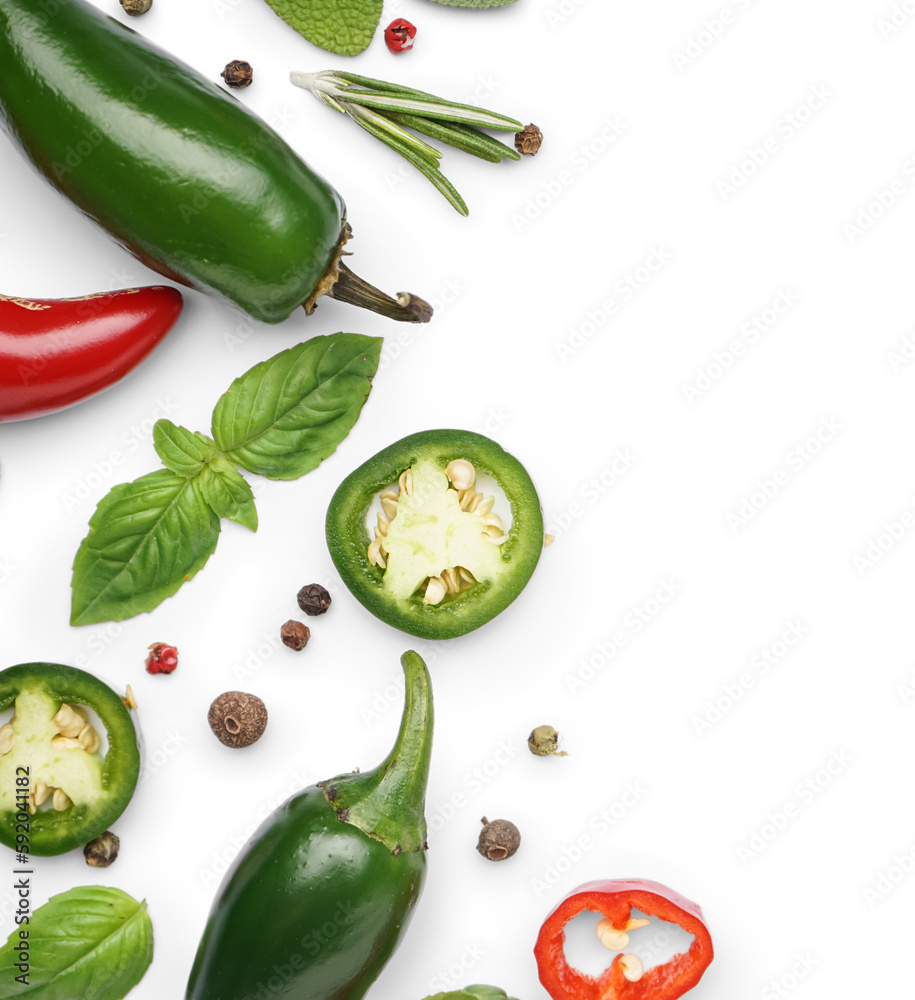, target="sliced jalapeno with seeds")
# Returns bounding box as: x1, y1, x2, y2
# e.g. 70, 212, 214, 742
326, 430, 543, 639
0, 663, 140, 856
